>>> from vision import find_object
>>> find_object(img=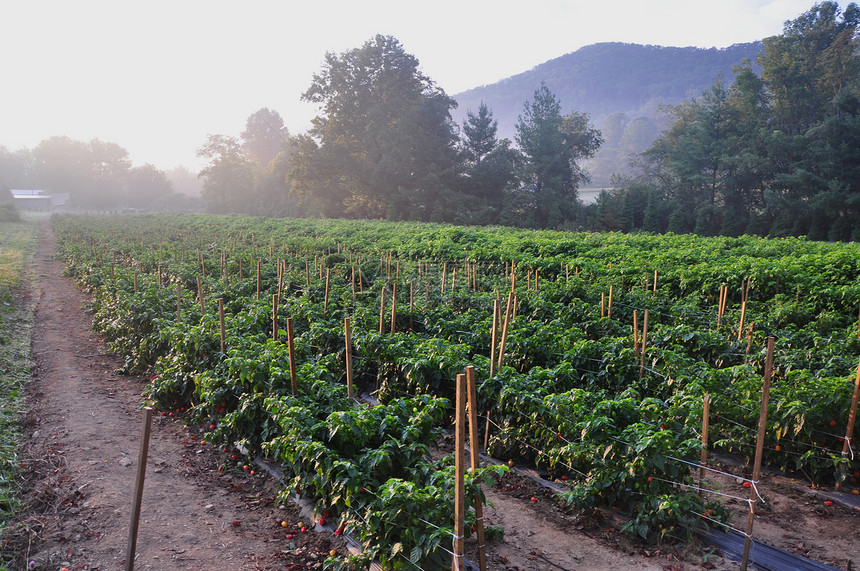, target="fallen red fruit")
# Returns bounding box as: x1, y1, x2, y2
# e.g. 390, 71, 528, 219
210, 424, 216, 430
286, 533, 294, 540
742, 482, 751, 488
300, 526, 307, 533
334, 526, 344, 536
530, 496, 537, 502
825, 500, 833, 506
319, 517, 326, 526
231, 520, 241, 526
